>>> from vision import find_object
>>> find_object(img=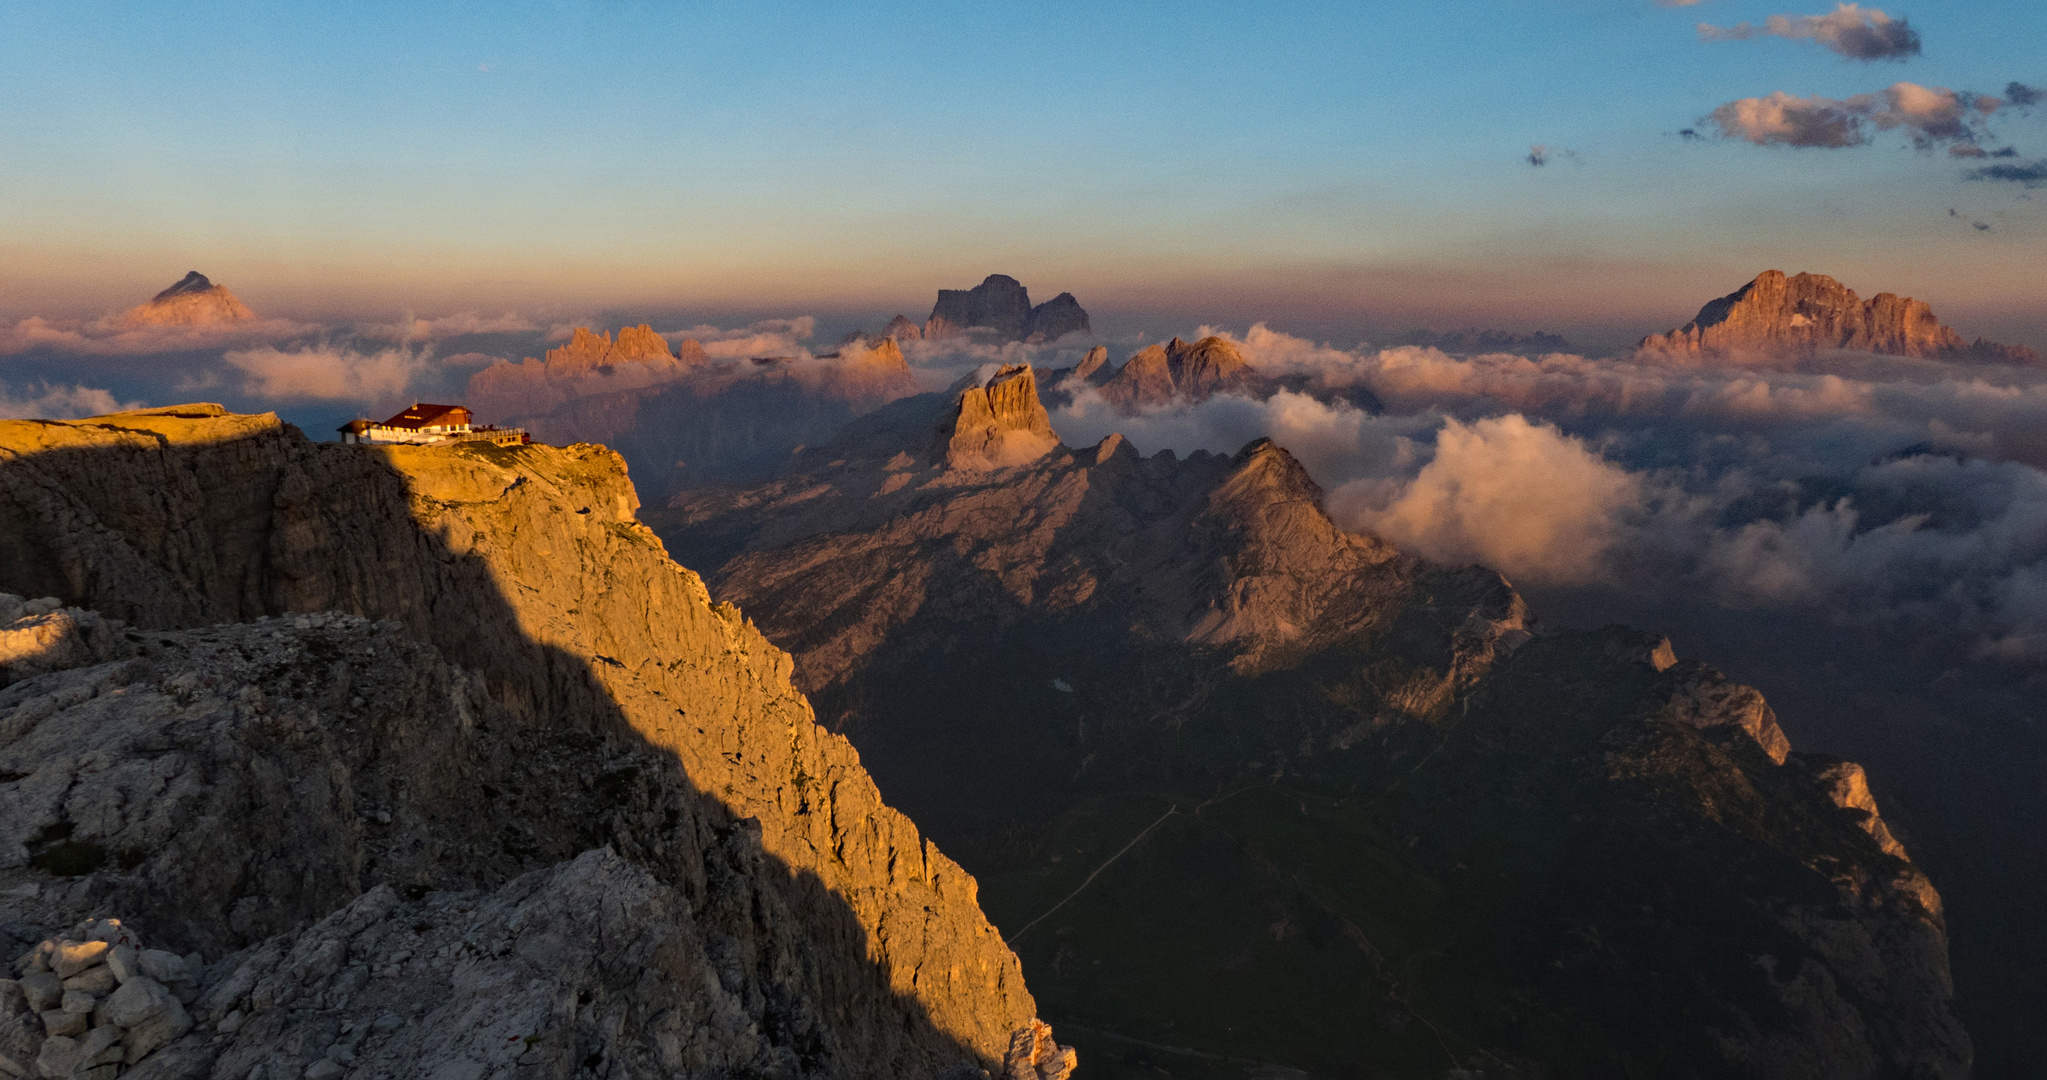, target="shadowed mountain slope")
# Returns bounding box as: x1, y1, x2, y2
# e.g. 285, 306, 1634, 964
651, 367, 1969, 1079
0, 405, 1057, 1078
